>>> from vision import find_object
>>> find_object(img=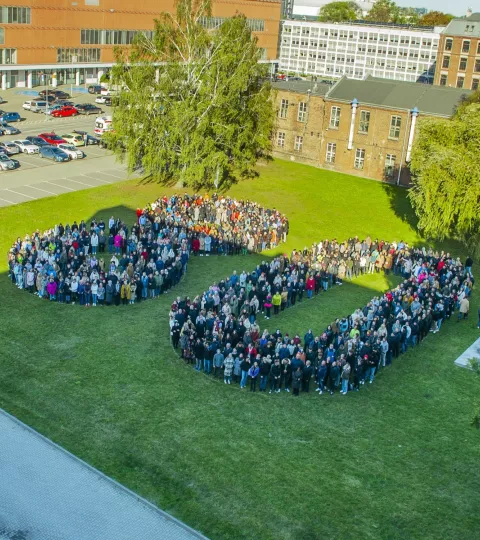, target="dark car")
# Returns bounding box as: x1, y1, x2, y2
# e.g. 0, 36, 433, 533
38, 89, 70, 100
88, 85, 103, 94
34, 95, 56, 104
55, 100, 75, 107
74, 103, 103, 115
39, 146, 70, 162
0, 112, 21, 123
72, 130, 100, 145
26, 136, 51, 147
